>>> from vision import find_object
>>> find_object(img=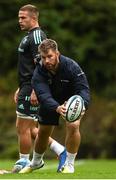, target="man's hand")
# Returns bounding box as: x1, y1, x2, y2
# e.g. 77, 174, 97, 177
56, 104, 67, 117
30, 90, 39, 105
14, 88, 19, 103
